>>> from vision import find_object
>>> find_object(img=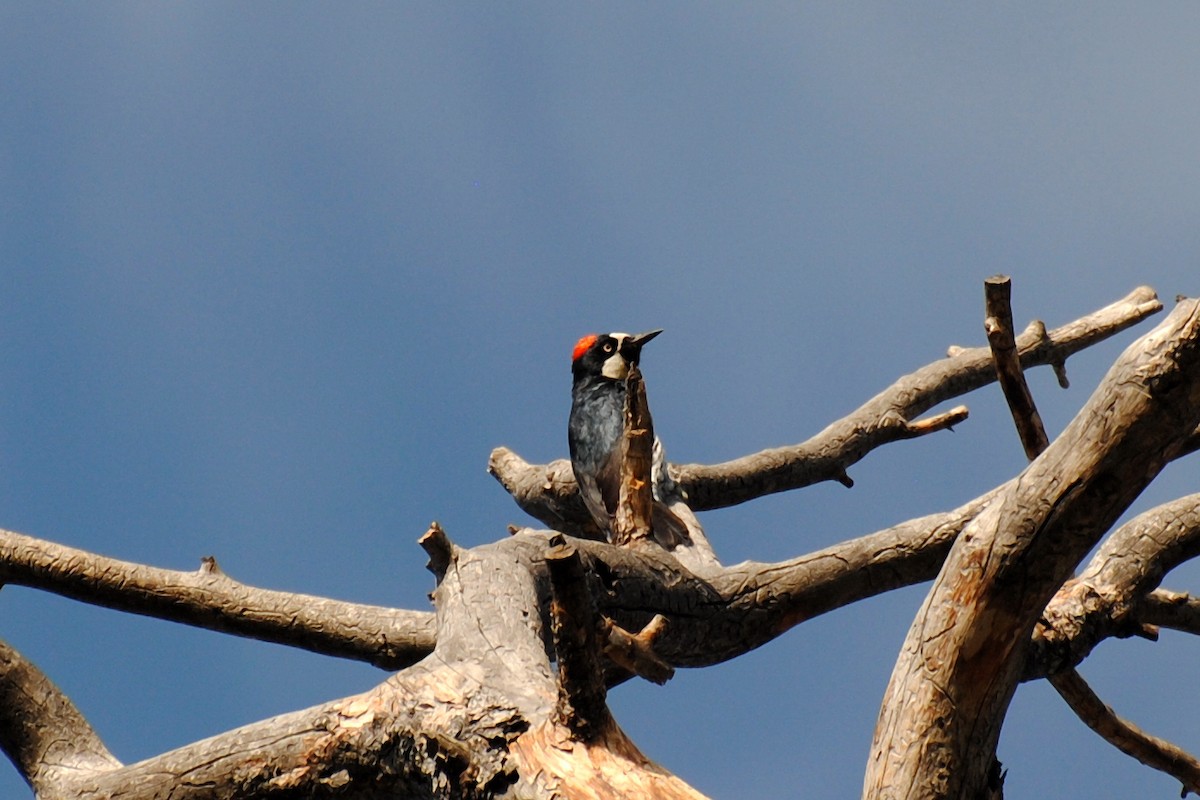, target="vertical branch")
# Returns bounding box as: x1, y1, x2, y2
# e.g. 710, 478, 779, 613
419, 521, 455, 584
985, 275, 1050, 459
613, 365, 655, 546
545, 539, 609, 740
